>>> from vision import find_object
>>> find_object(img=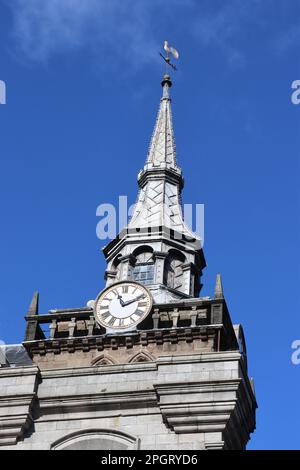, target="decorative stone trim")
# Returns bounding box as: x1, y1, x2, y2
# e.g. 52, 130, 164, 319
39, 389, 158, 415
25, 326, 221, 358
154, 378, 256, 449
91, 353, 117, 366
128, 350, 155, 363
0, 366, 39, 446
